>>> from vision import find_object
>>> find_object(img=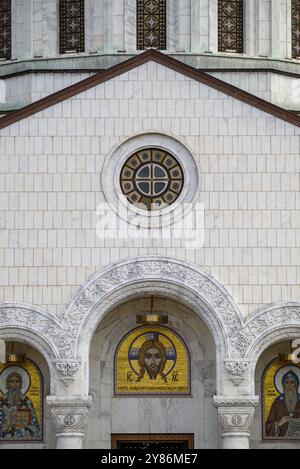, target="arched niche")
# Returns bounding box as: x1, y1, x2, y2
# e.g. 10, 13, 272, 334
0, 340, 53, 449
87, 296, 219, 450
252, 339, 300, 449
